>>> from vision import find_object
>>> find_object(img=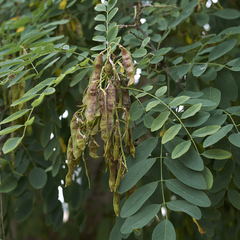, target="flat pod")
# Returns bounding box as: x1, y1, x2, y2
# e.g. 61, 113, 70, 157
89, 53, 103, 83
